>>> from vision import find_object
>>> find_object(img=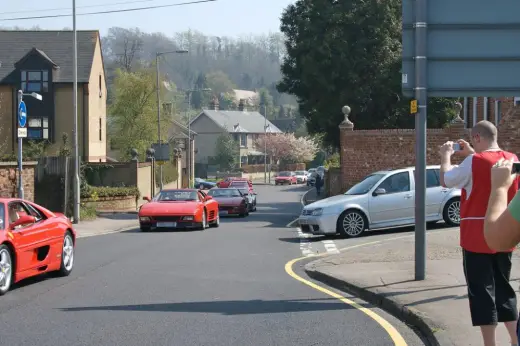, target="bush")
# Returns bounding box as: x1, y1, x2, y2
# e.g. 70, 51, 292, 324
81, 185, 140, 199
80, 204, 97, 220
